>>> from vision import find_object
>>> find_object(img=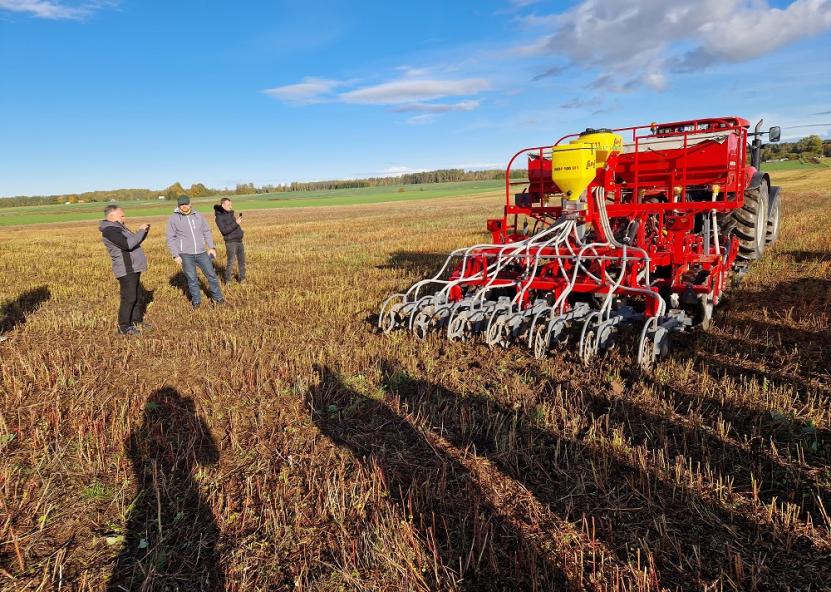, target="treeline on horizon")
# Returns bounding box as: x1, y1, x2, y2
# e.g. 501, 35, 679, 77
761, 134, 830, 161
3, 134, 829, 209
0, 168, 524, 208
